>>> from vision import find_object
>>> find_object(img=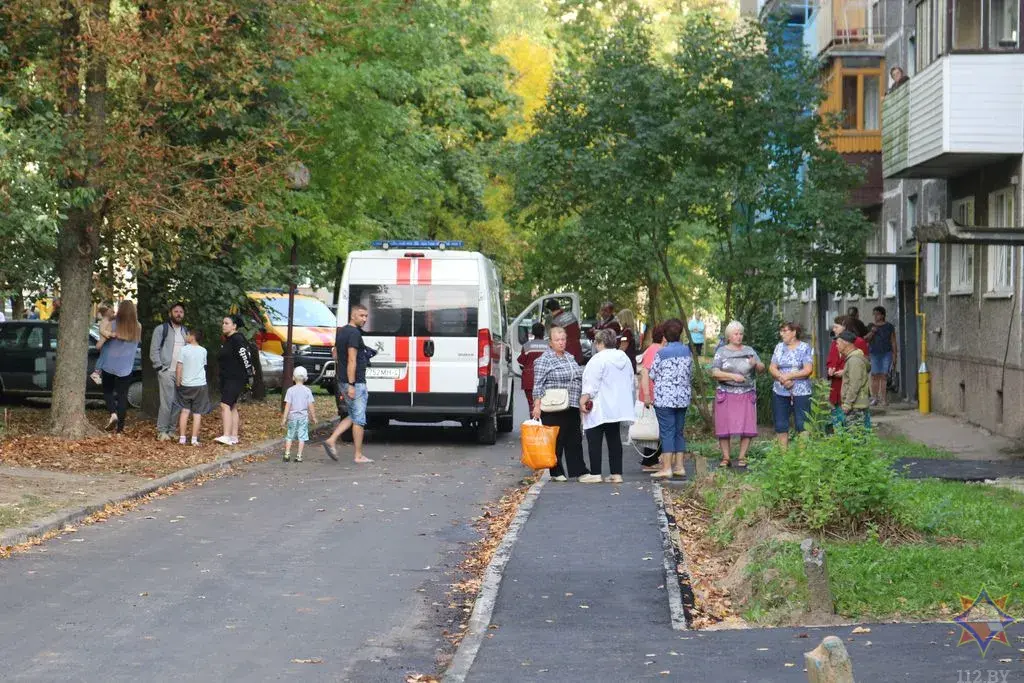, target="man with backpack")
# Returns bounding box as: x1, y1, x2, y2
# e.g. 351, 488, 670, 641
150, 302, 188, 441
